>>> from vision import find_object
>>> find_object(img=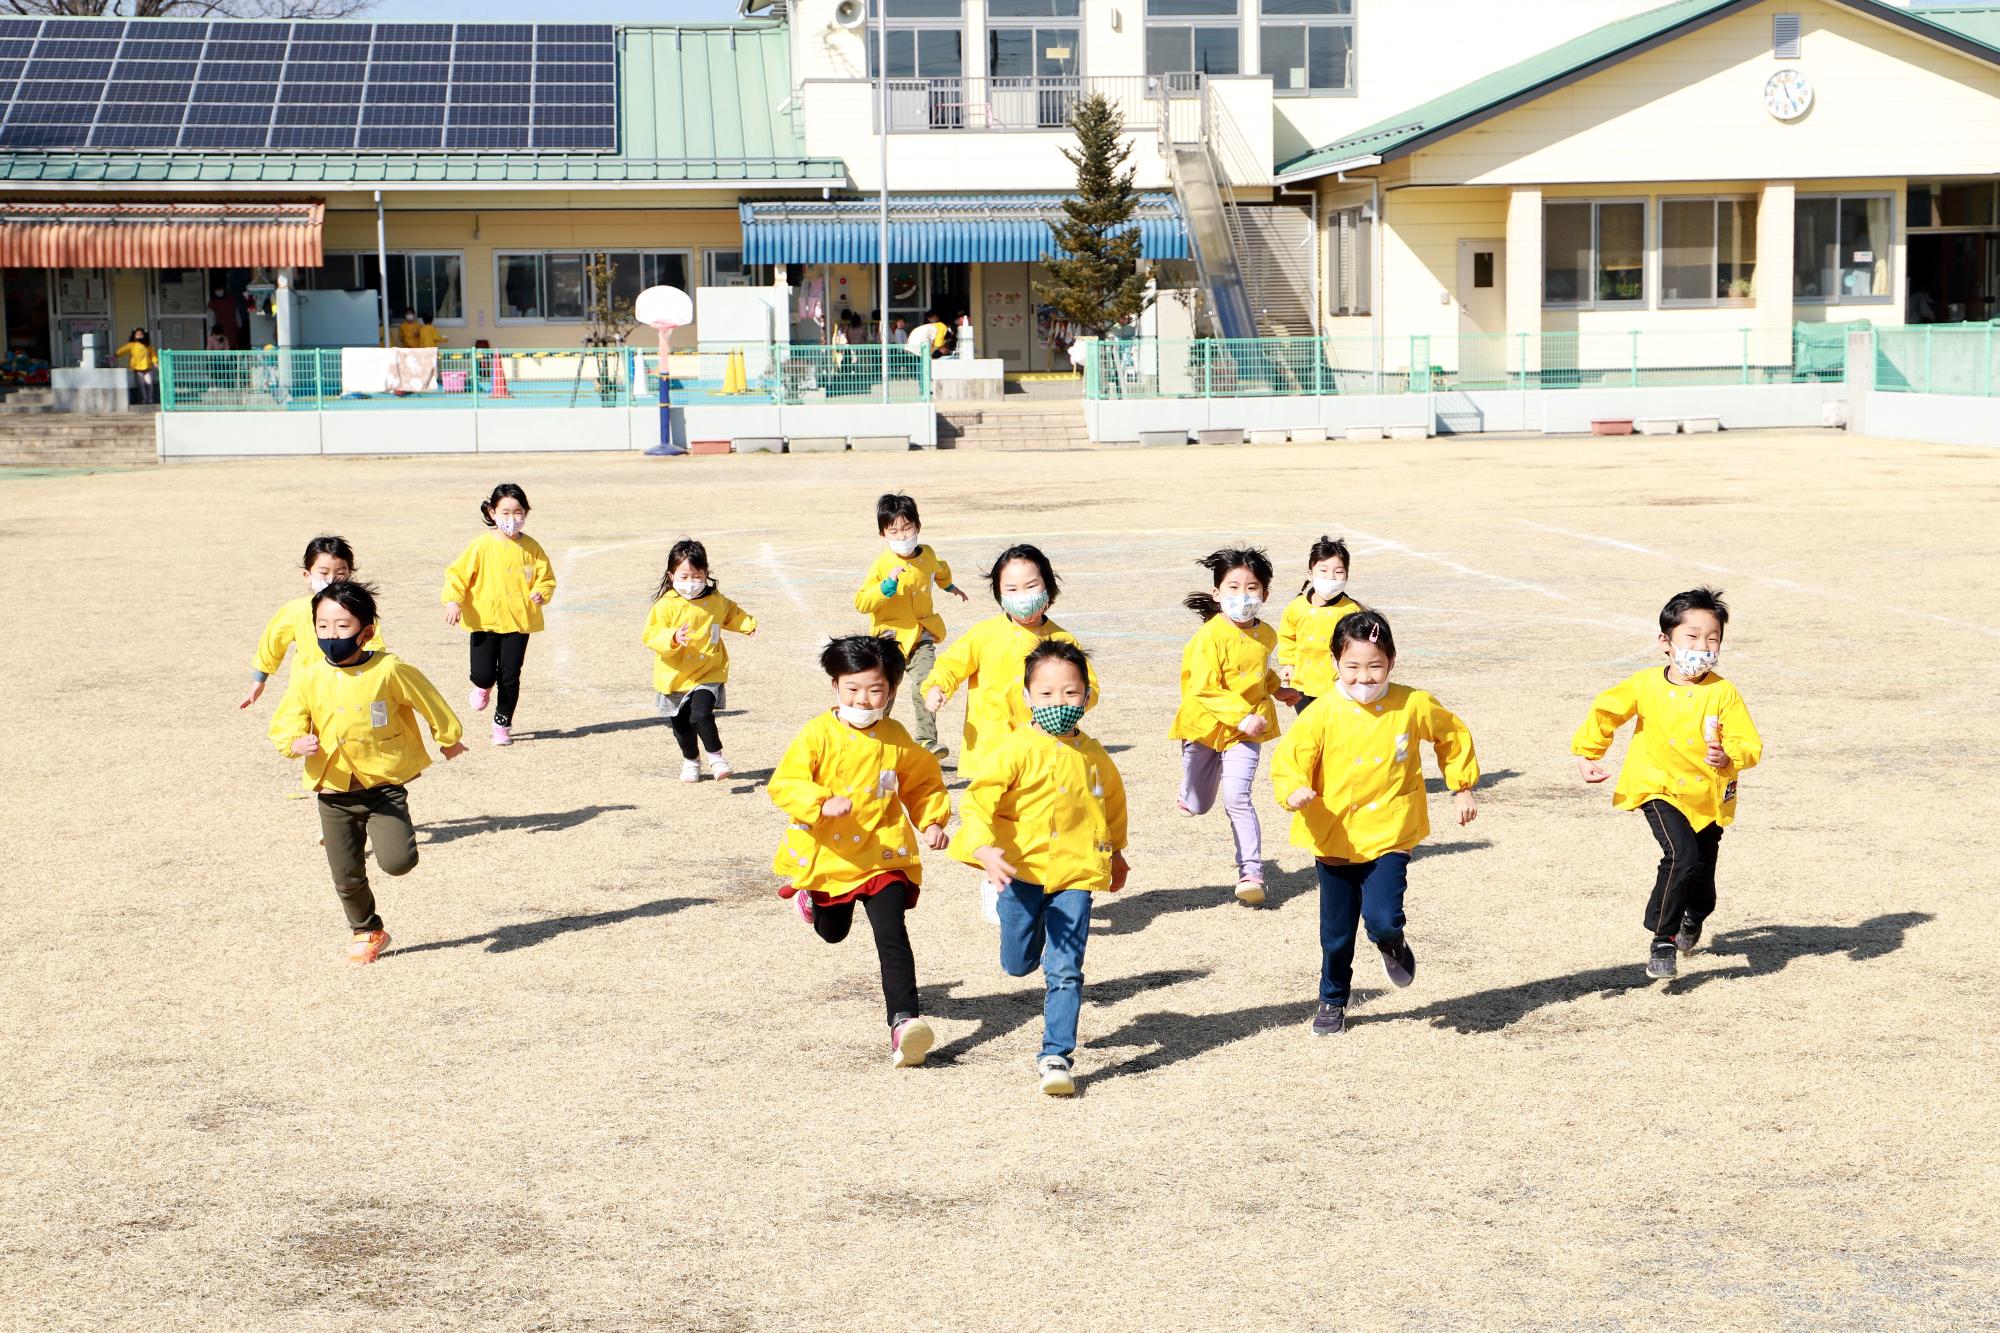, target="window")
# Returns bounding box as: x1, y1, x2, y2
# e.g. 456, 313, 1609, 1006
496, 251, 686, 323
866, 0, 965, 78
1543, 200, 1645, 307
987, 0, 1080, 128
301, 252, 464, 322
704, 250, 748, 288
1661, 197, 1758, 305
1794, 194, 1891, 303
1261, 0, 1353, 95
596, 253, 692, 317
1146, 0, 1239, 77
1329, 205, 1370, 315
1907, 181, 1995, 230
